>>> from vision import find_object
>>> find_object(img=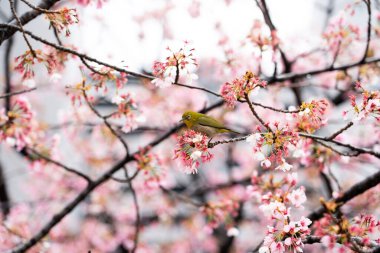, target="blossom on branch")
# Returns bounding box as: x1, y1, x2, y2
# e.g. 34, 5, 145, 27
45, 8, 79, 37
220, 71, 266, 107
314, 213, 380, 252
289, 99, 329, 133
246, 124, 299, 168
247, 19, 279, 51
0, 97, 34, 150
174, 130, 213, 174
14, 50, 44, 80
88, 66, 128, 92
344, 83, 380, 121
259, 216, 312, 253
134, 147, 164, 189
200, 200, 239, 234
151, 41, 198, 87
